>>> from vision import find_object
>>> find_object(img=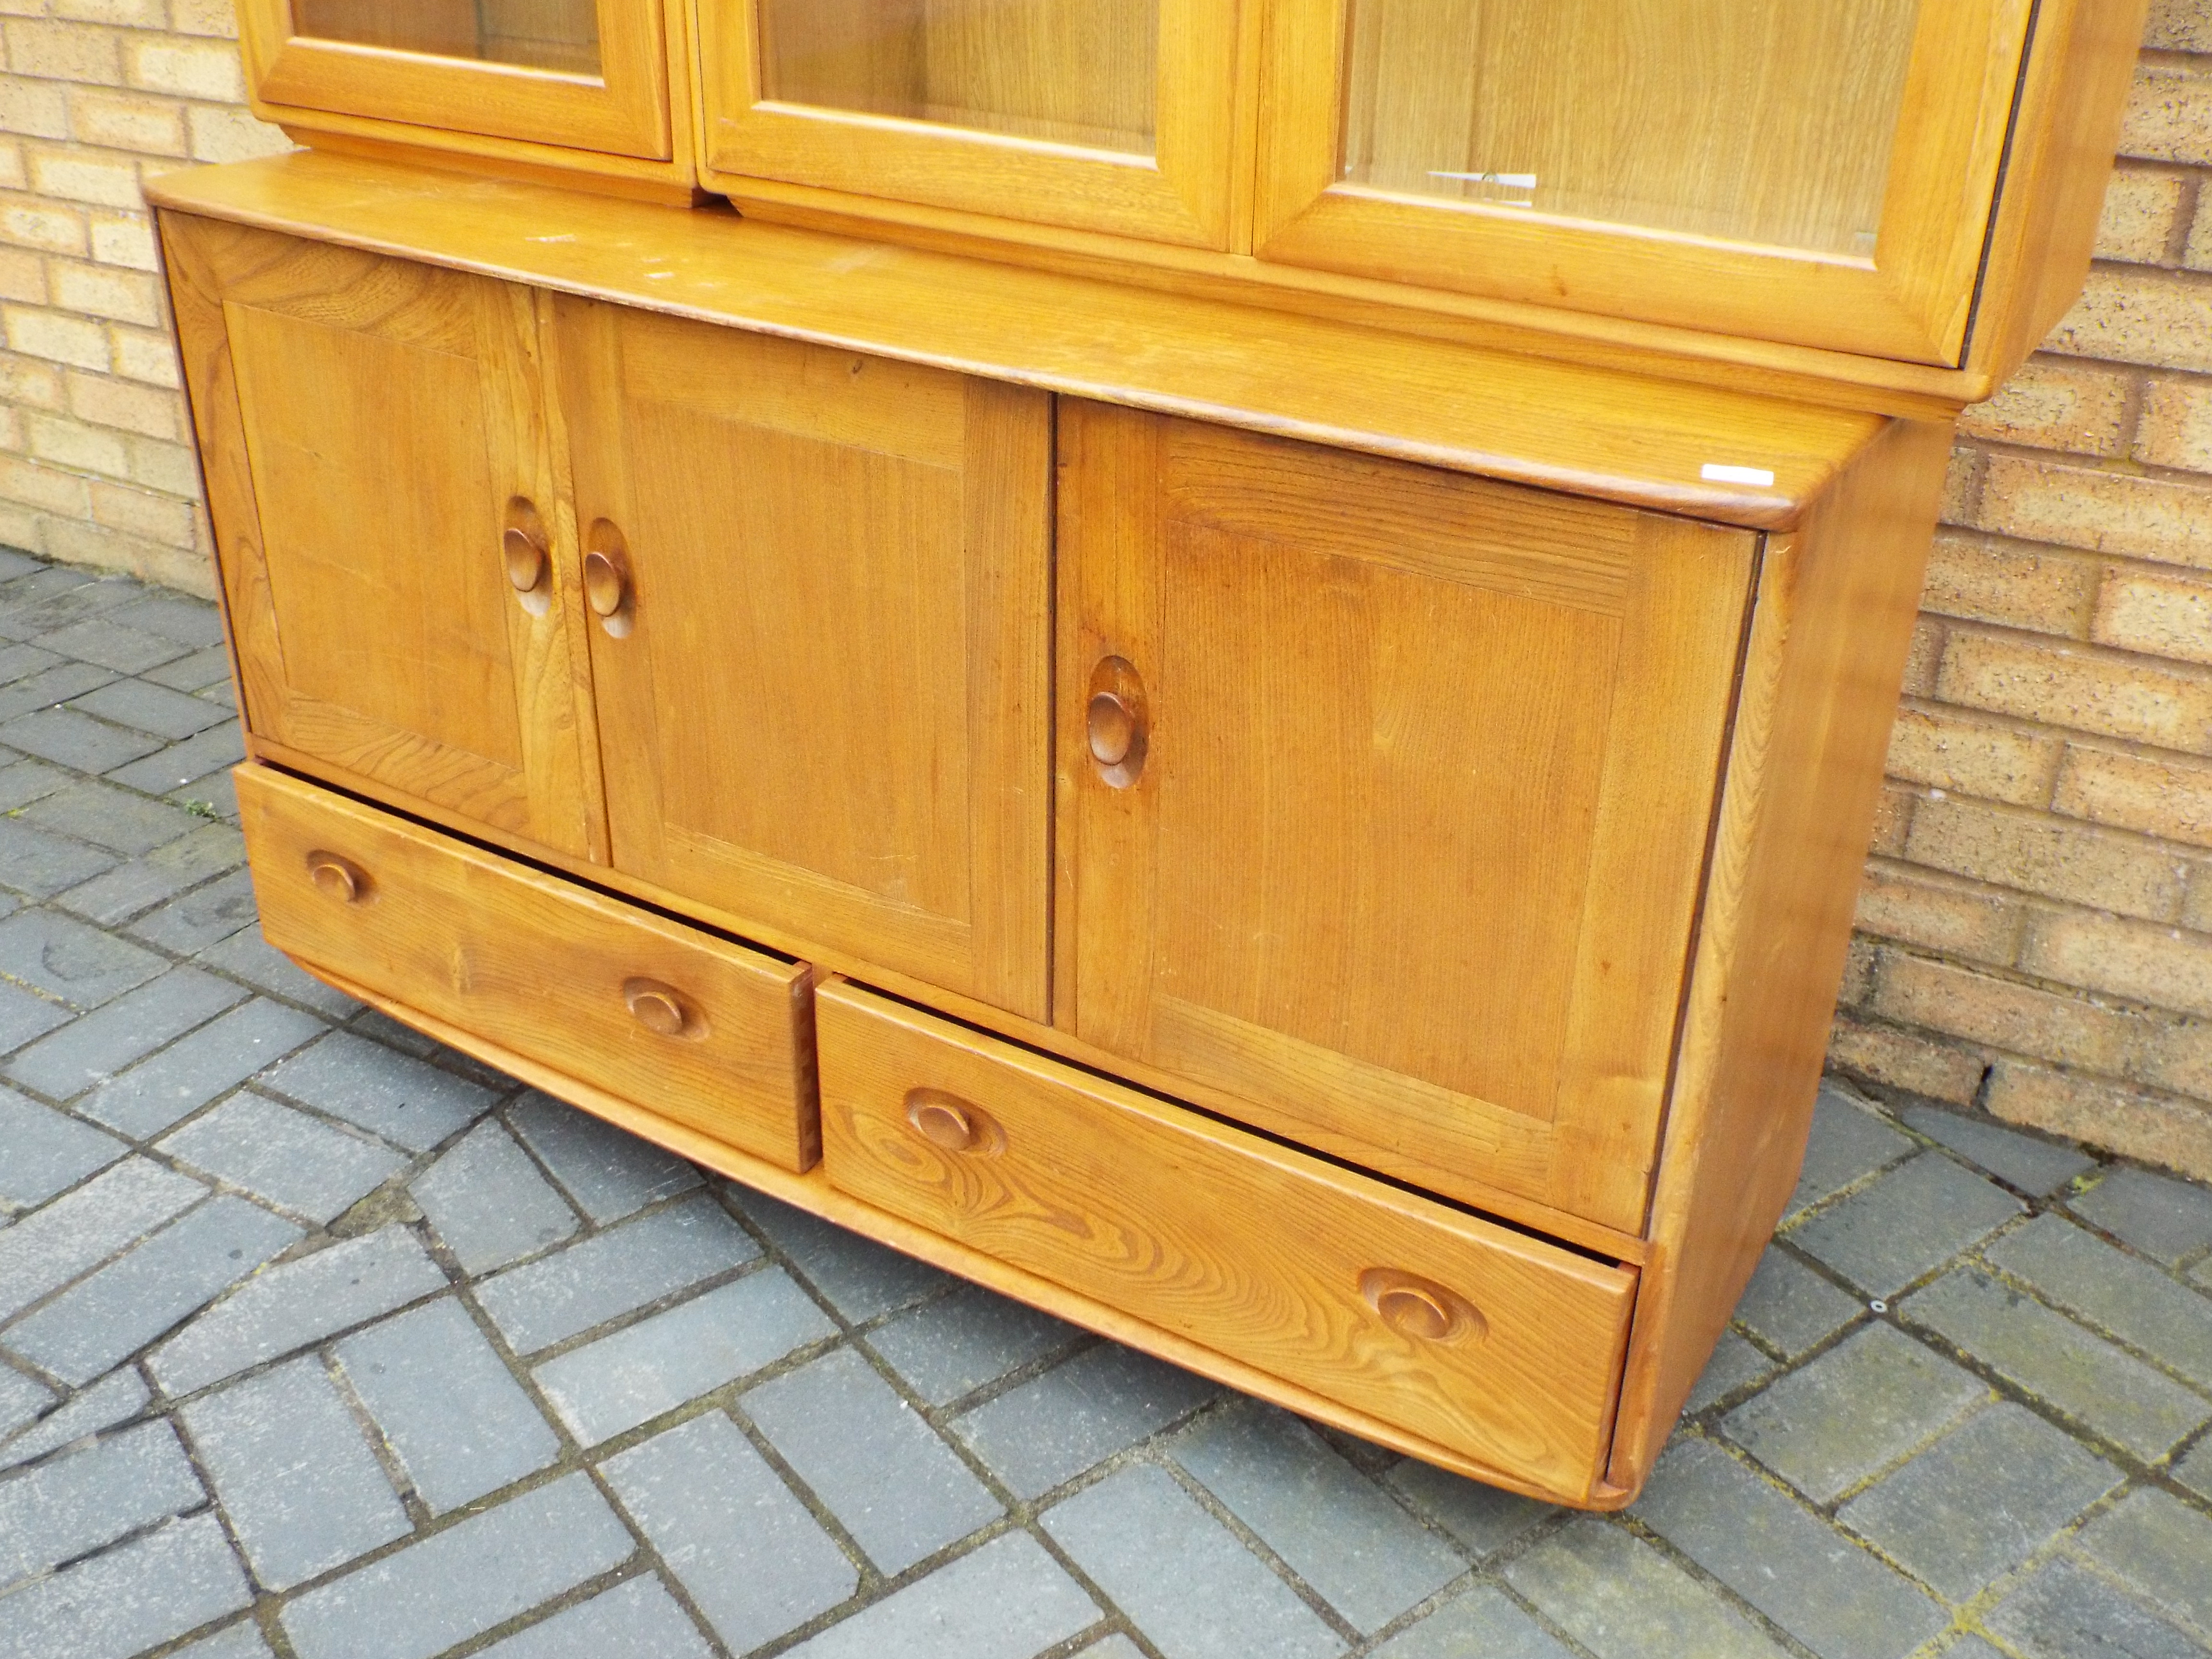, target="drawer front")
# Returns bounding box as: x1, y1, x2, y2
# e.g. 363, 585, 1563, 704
817, 982, 1638, 1497
238, 764, 818, 1171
